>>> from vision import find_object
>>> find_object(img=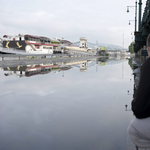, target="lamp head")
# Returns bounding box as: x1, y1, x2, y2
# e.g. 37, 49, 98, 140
127, 7, 129, 13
